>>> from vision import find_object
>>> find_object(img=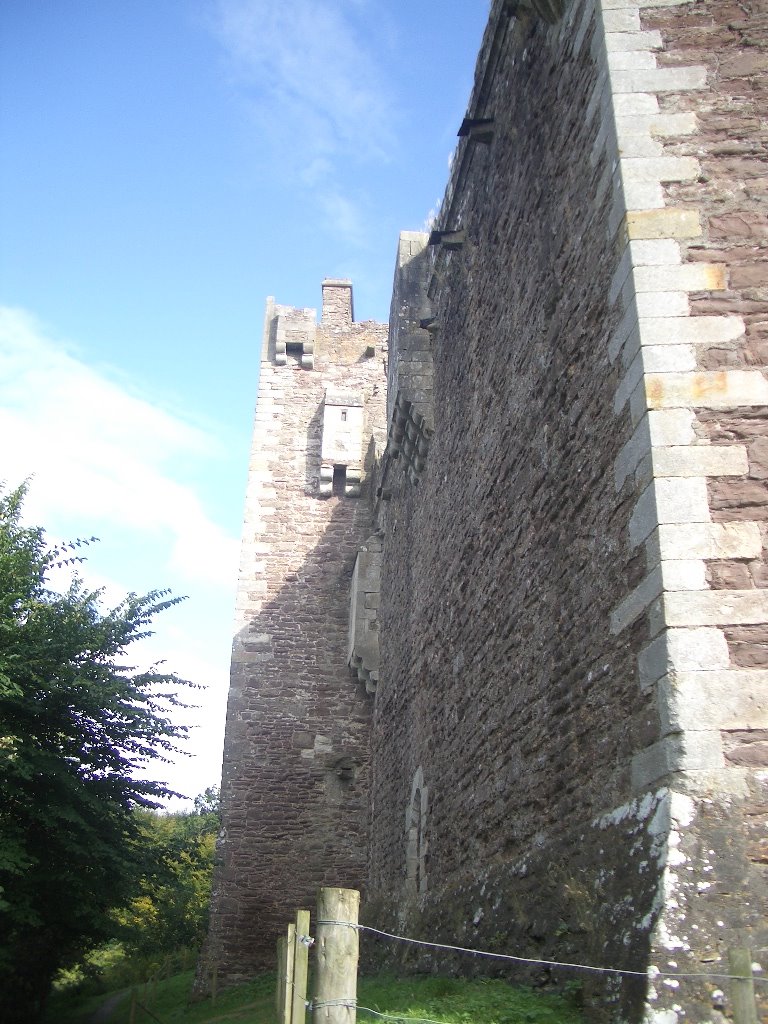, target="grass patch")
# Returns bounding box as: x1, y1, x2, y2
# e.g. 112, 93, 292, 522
357, 975, 583, 1024
46, 969, 583, 1024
